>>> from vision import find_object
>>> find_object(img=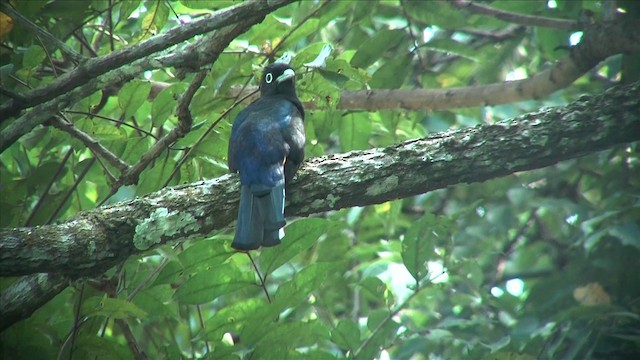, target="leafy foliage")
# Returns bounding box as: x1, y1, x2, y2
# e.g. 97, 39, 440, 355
1, 1, 639, 359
